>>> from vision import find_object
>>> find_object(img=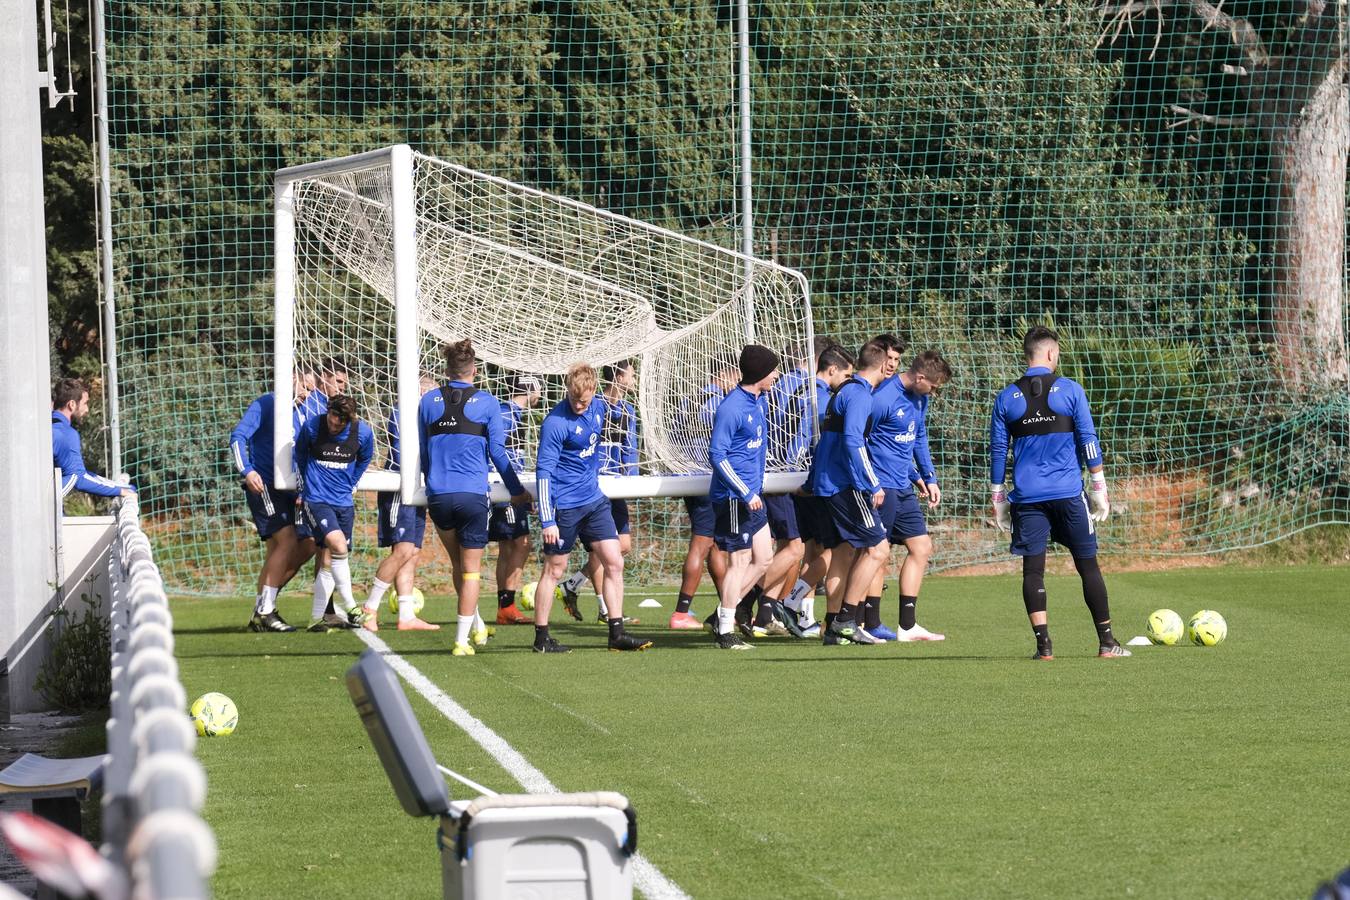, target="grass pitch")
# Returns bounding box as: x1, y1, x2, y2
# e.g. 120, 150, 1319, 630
173, 566, 1347, 898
